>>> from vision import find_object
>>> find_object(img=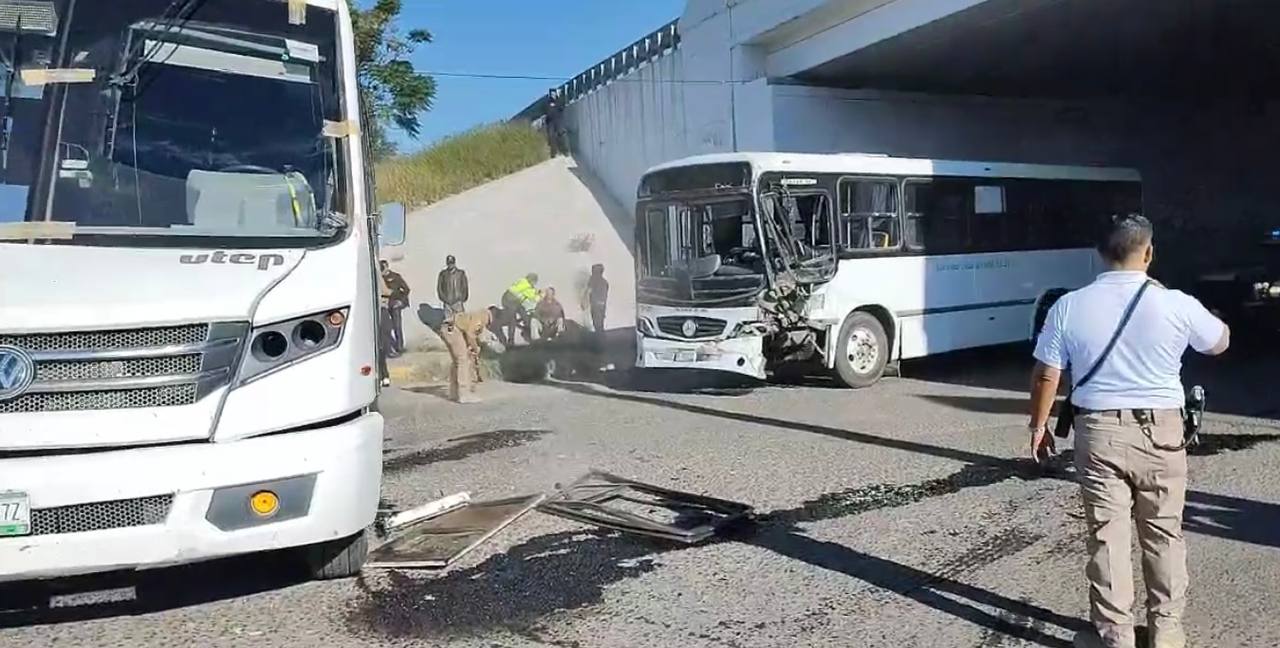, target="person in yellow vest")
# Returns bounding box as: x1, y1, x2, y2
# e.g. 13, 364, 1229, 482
499, 272, 540, 346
